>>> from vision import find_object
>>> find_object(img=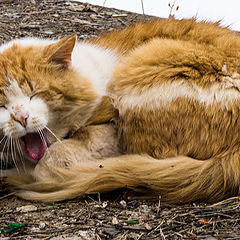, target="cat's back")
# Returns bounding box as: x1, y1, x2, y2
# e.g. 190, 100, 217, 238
90, 18, 240, 55
109, 20, 240, 159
